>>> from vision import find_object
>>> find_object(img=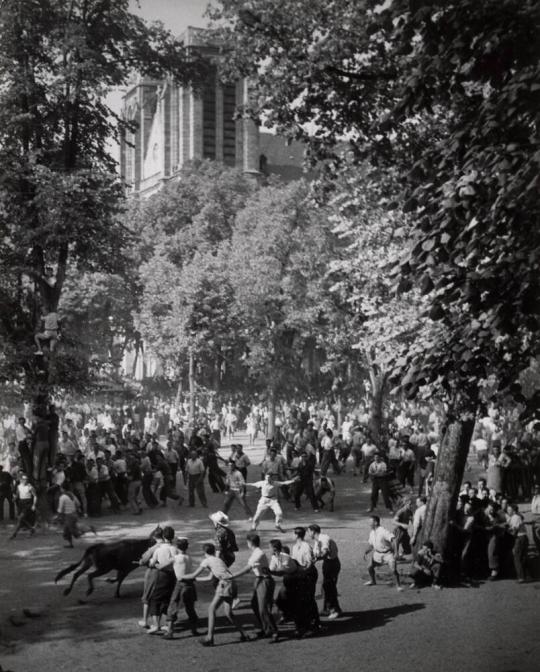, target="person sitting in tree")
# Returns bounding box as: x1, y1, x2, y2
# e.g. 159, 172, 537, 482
34, 310, 60, 355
